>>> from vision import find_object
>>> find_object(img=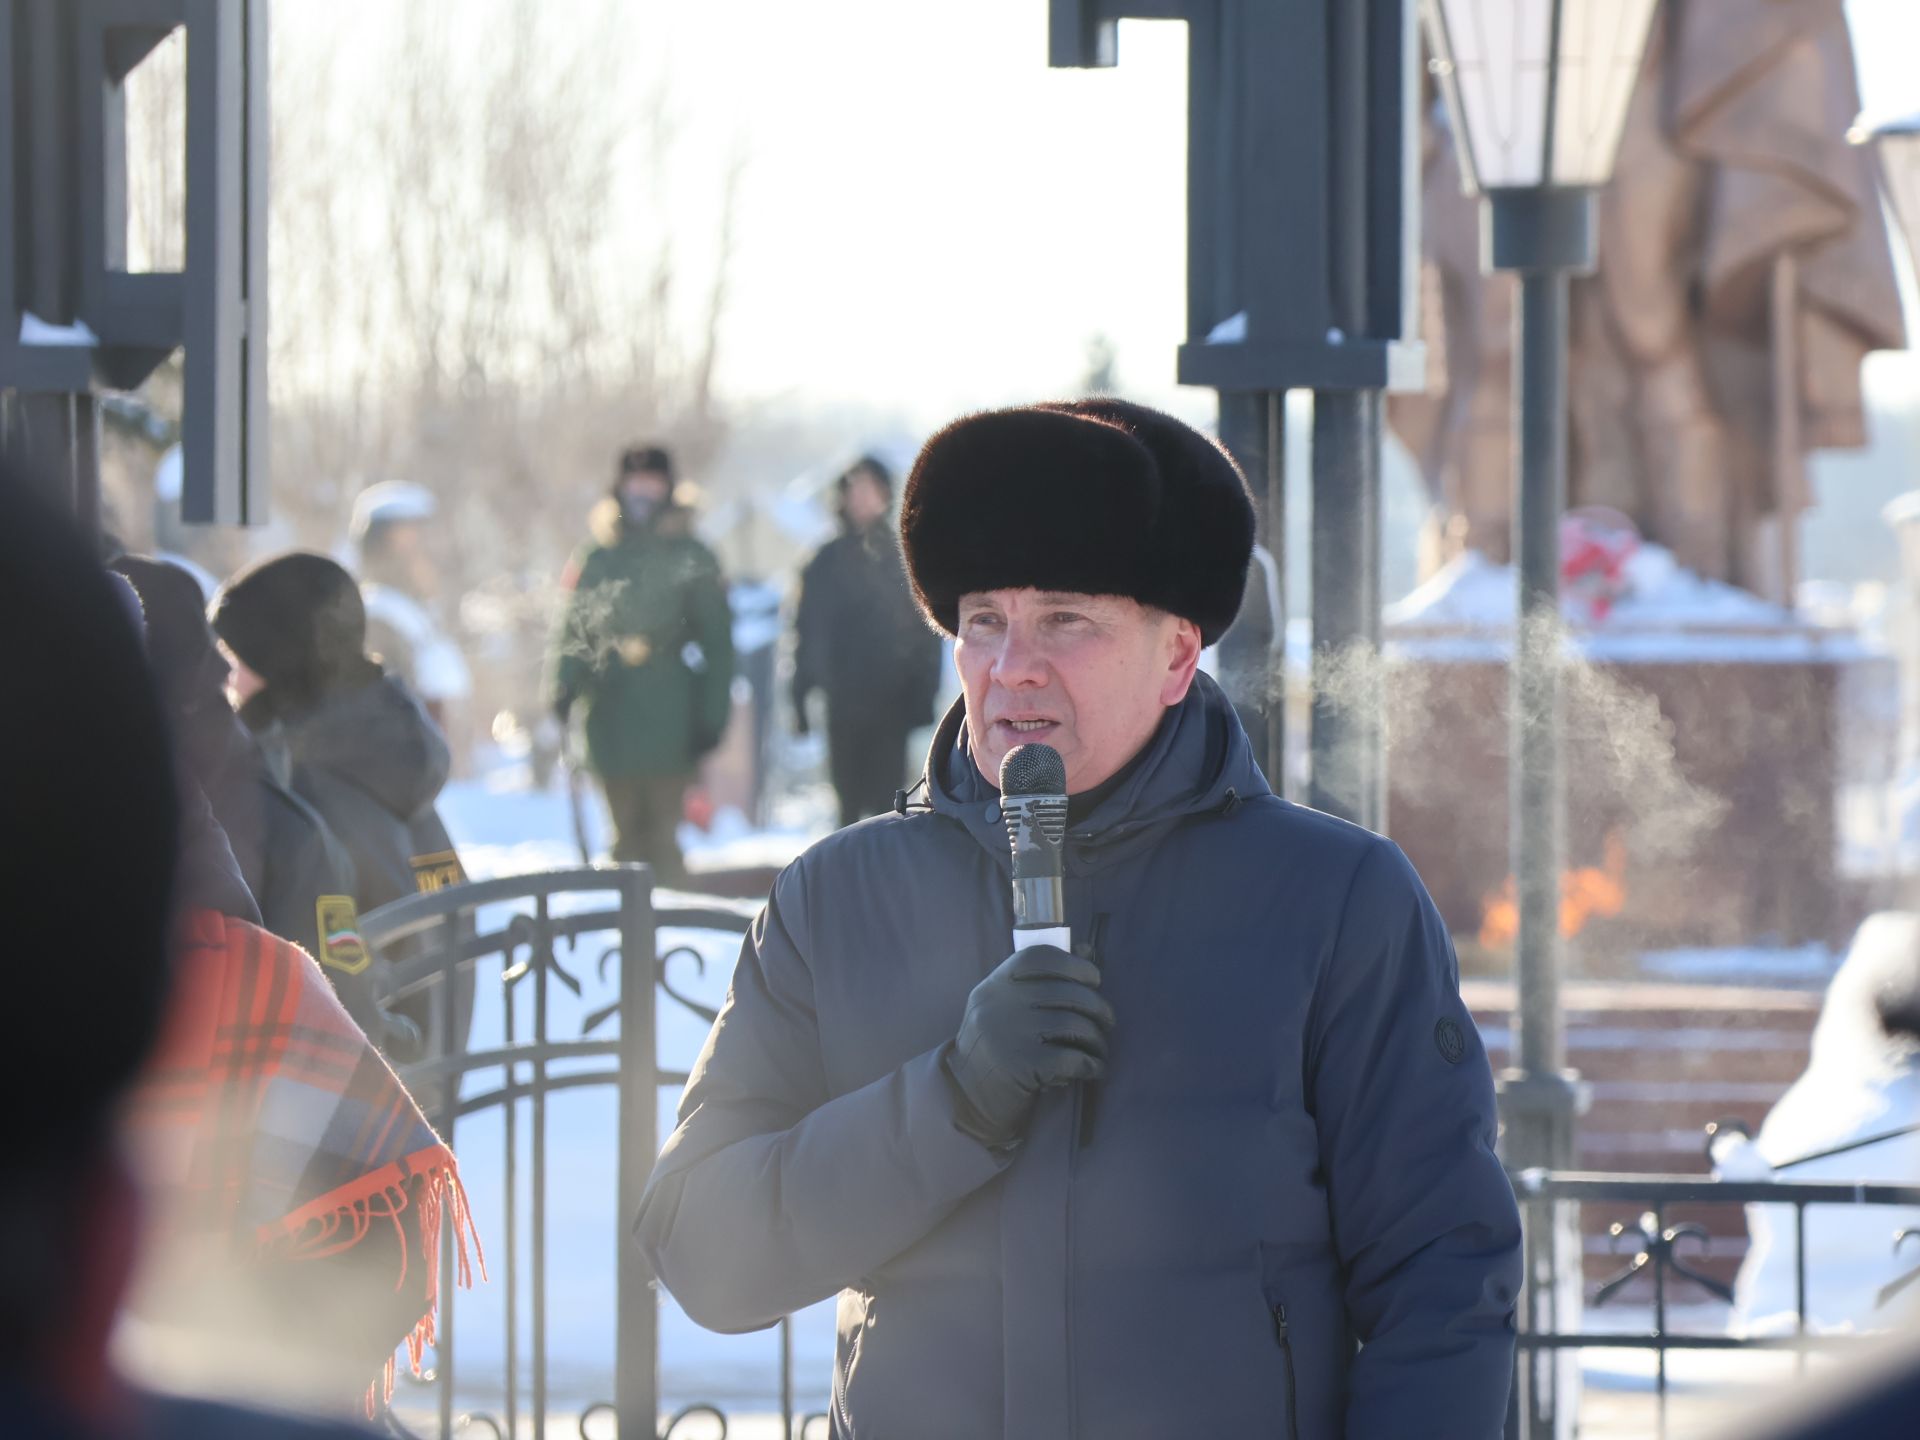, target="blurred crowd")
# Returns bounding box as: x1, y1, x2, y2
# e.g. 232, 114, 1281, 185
0, 430, 945, 1437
